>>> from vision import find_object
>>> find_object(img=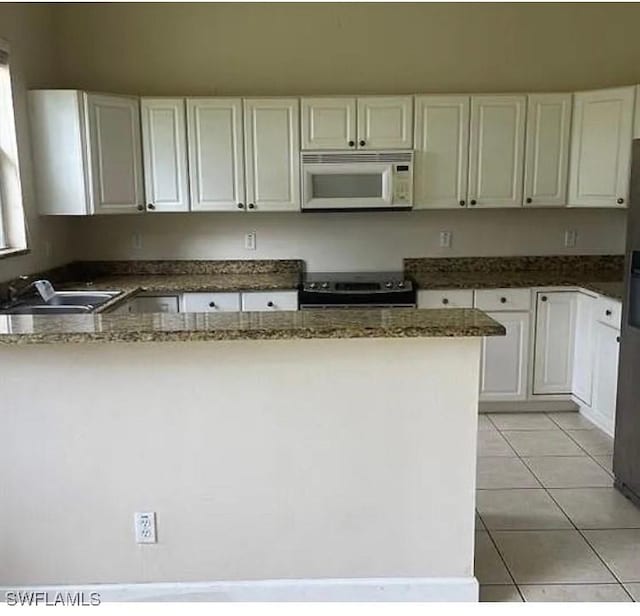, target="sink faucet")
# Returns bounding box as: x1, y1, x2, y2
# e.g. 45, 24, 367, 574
6, 277, 54, 304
